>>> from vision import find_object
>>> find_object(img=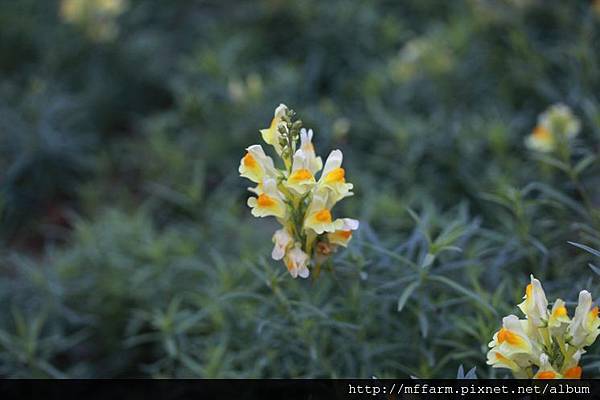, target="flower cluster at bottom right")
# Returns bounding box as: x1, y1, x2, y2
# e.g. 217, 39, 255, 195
487, 275, 600, 379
